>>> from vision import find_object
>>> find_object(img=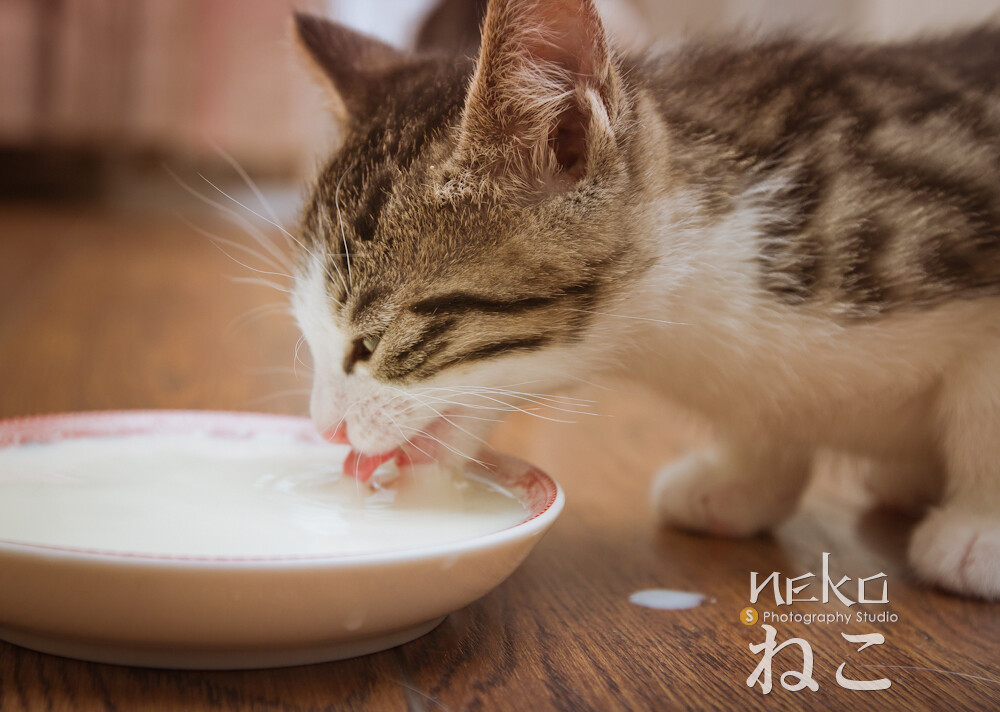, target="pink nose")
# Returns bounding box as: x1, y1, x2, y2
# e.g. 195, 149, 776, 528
322, 421, 350, 444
